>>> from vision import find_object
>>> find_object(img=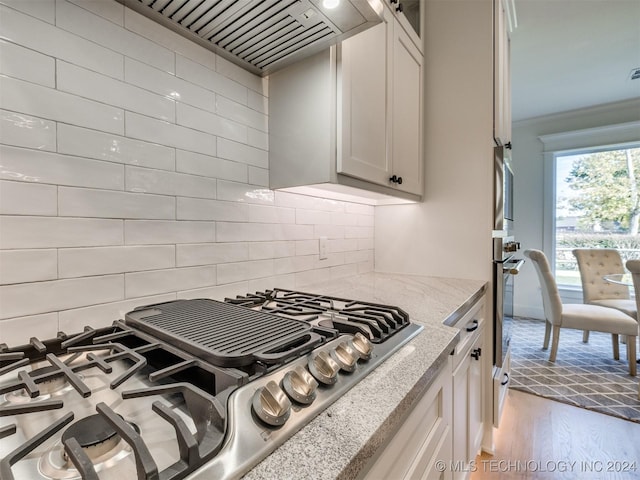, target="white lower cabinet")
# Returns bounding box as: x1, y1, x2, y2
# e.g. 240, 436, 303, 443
360, 360, 453, 480
358, 295, 486, 480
